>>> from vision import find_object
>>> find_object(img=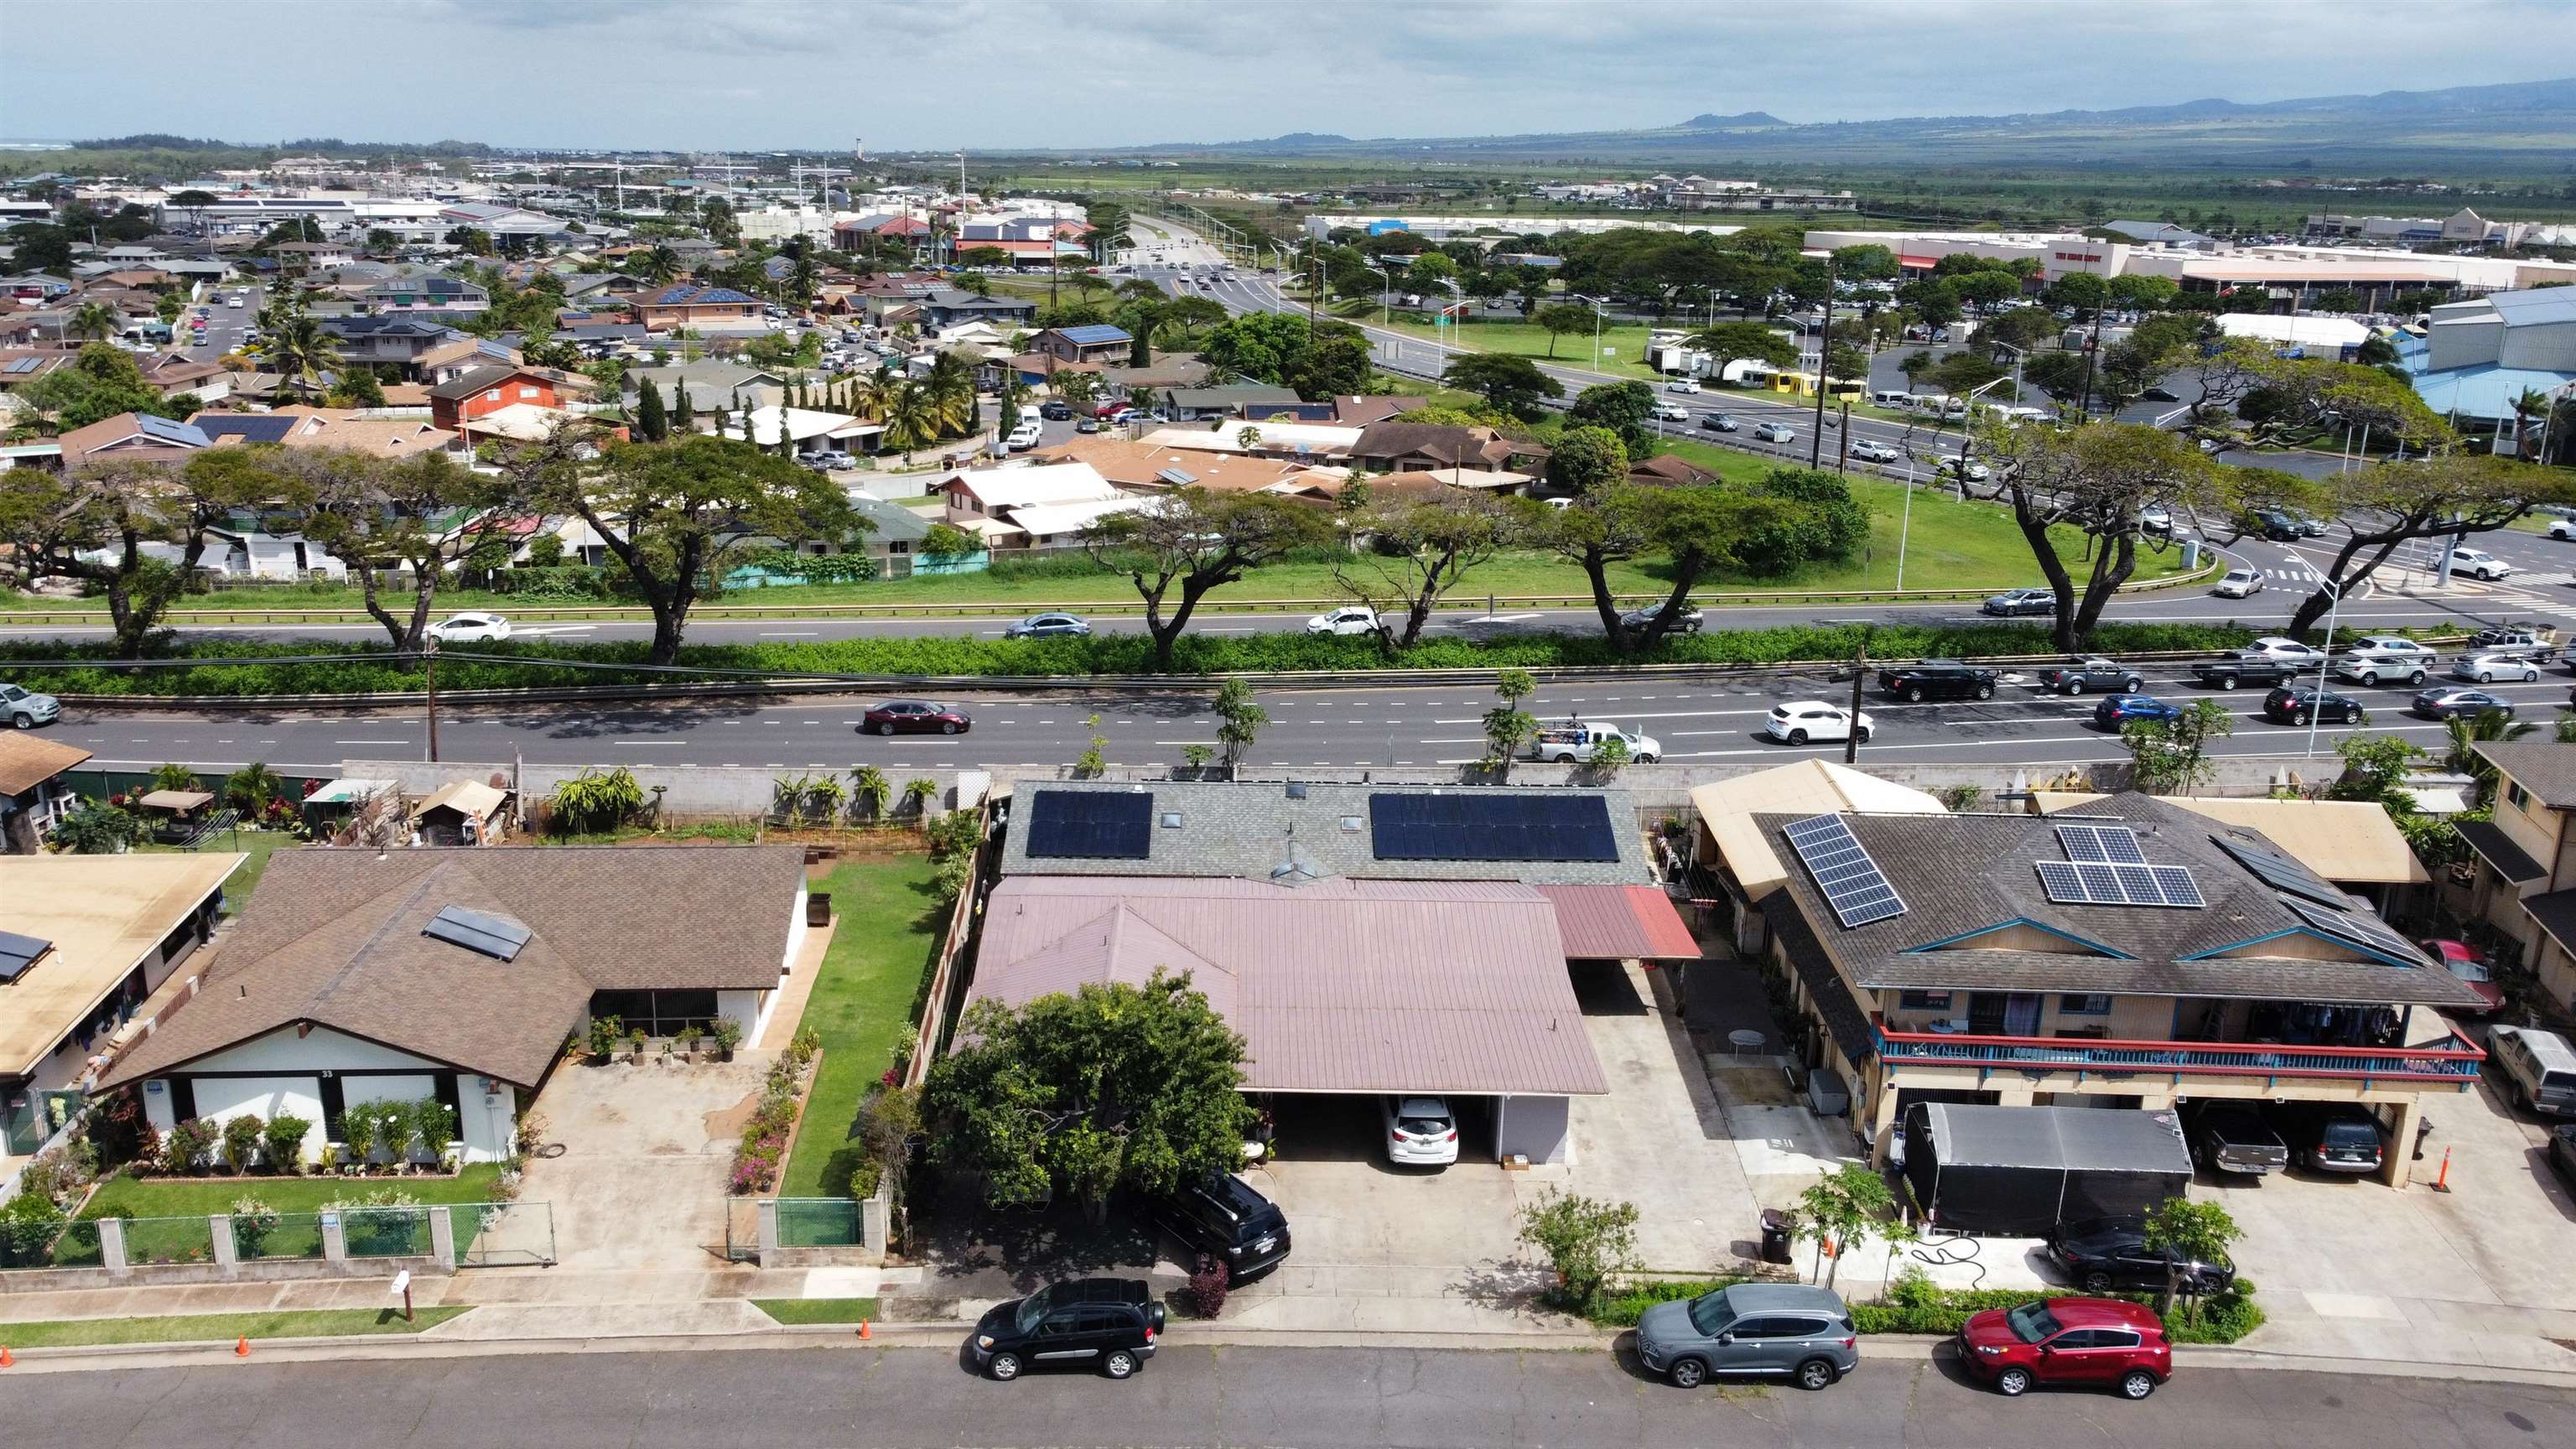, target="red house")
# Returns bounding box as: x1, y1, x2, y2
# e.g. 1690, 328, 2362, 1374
428, 366, 566, 432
